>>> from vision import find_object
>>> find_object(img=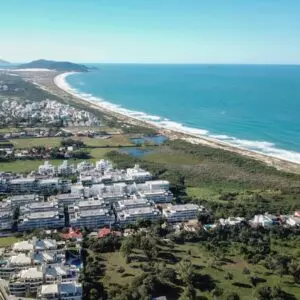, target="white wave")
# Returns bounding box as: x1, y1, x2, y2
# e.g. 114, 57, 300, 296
54, 72, 300, 164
